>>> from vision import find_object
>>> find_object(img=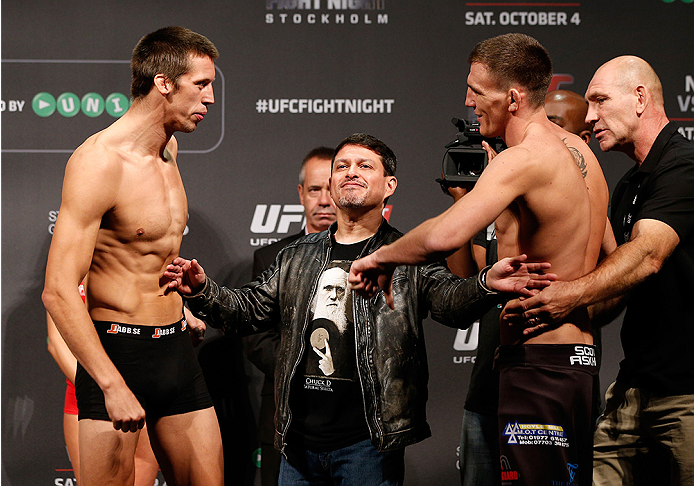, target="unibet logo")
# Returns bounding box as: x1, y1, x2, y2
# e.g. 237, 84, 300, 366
82, 92, 105, 117
32, 91, 132, 118
106, 93, 130, 117
32, 92, 56, 117
57, 93, 80, 117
